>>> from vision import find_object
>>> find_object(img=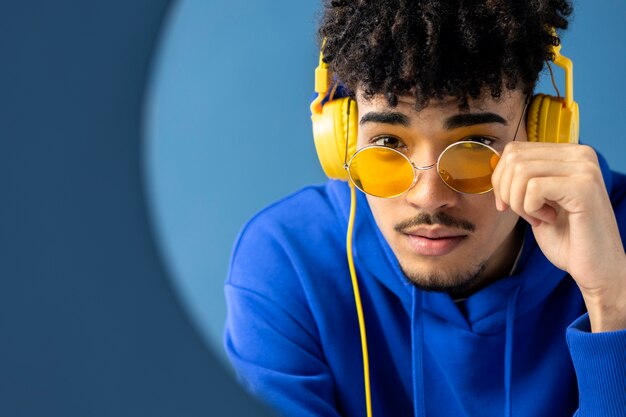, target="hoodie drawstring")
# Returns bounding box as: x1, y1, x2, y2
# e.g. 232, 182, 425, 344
411, 287, 426, 417
411, 285, 522, 417
504, 286, 521, 417
411, 287, 521, 417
